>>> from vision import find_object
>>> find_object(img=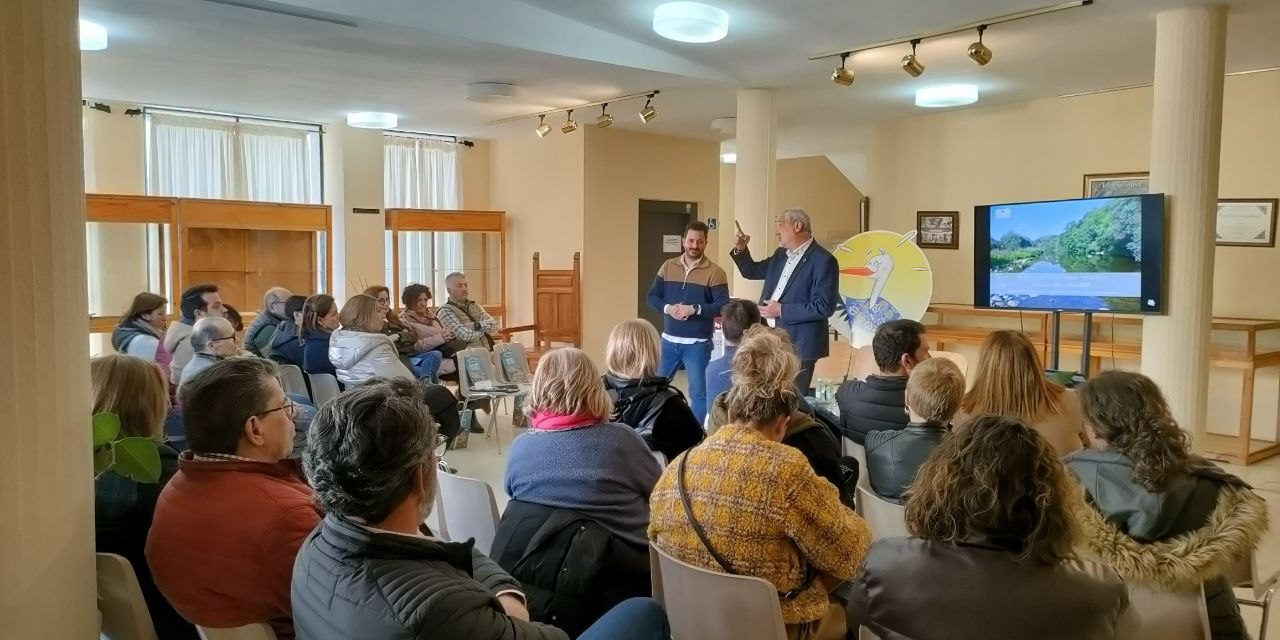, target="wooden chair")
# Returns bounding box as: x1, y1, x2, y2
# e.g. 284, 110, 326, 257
499, 253, 581, 368
649, 545, 787, 640
96, 553, 158, 640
